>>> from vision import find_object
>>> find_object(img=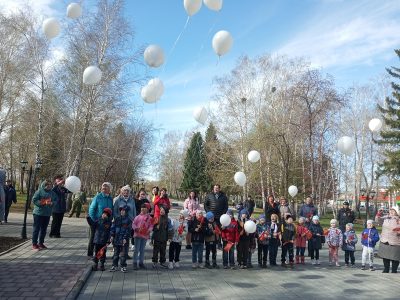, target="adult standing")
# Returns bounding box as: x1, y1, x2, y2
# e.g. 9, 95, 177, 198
336, 201, 355, 233
87, 182, 113, 258
31, 180, 58, 249
244, 195, 256, 216
0, 167, 5, 224
49, 175, 69, 238
299, 197, 318, 228
113, 185, 136, 221
378, 206, 400, 273
68, 188, 87, 218
153, 188, 171, 219
204, 184, 229, 226
151, 186, 159, 203
184, 190, 201, 249
279, 196, 293, 220
264, 195, 280, 223
4, 179, 17, 223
